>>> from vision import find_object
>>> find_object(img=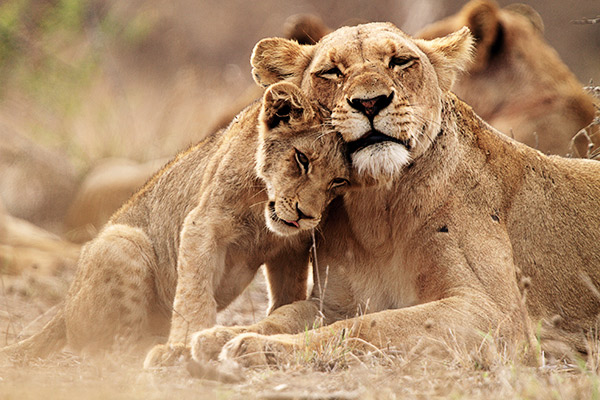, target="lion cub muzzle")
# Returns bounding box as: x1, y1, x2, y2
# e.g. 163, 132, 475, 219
266, 198, 320, 235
